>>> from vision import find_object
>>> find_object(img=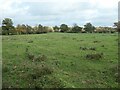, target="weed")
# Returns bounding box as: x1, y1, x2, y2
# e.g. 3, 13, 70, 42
34, 55, 47, 62
89, 47, 96, 50
101, 45, 105, 47
30, 65, 53, 79
109, 65, 119, 82
72, 38, 76, 40
93, 40, 100, 43
86, 53, 103, 60
28, 40, 33, 43
27, 53, 35, 60
25, 48, 28, 52
80, 47, 87, 50
3, 66, 9, 73
80, 40, 84, 41
80, 47, 96, 51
